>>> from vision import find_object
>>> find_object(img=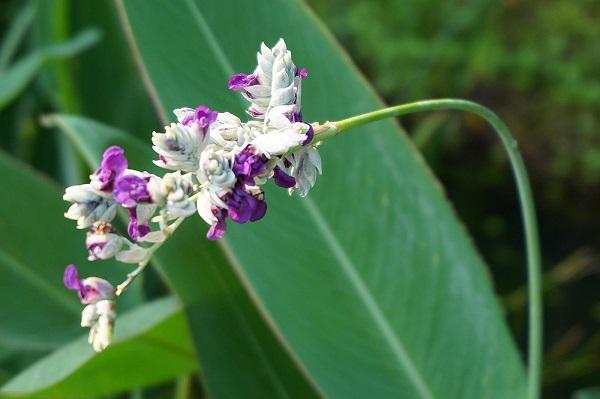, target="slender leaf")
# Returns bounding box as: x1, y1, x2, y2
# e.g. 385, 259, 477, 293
50, 114, 323, 398
0, 150, 142, 351
0, 1, 37, 70
0, 297, 195, 398
119, 1, 528, 398
0, 28, 100, 110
